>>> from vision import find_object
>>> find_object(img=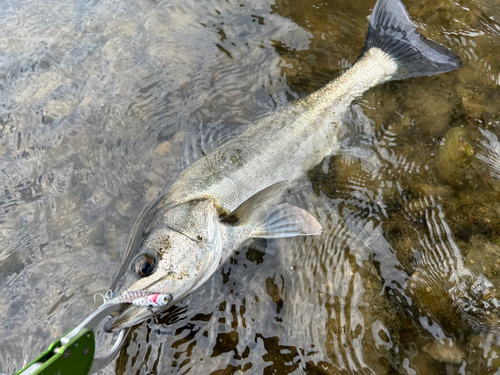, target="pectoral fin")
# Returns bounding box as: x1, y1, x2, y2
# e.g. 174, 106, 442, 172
221, 181, 289, 225
251, 203, 322, 238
